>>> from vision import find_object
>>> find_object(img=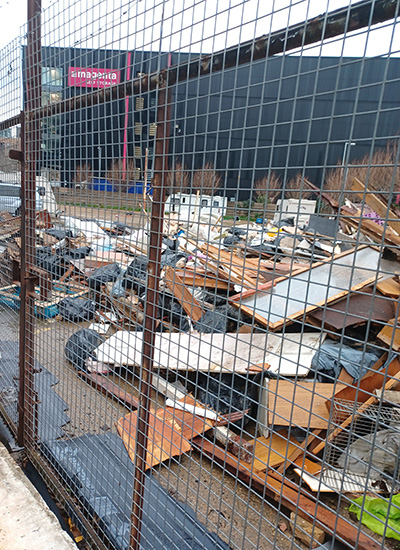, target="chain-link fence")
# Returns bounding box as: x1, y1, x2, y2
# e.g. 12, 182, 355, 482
0, 0, 400, 549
